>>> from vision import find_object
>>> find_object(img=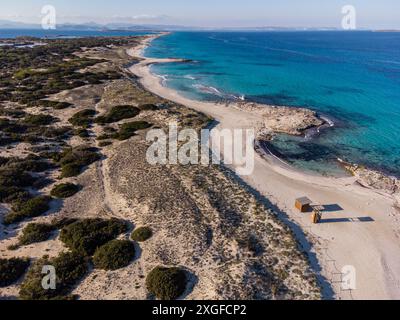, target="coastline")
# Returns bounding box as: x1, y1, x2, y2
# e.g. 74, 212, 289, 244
127, 33, 400, 299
